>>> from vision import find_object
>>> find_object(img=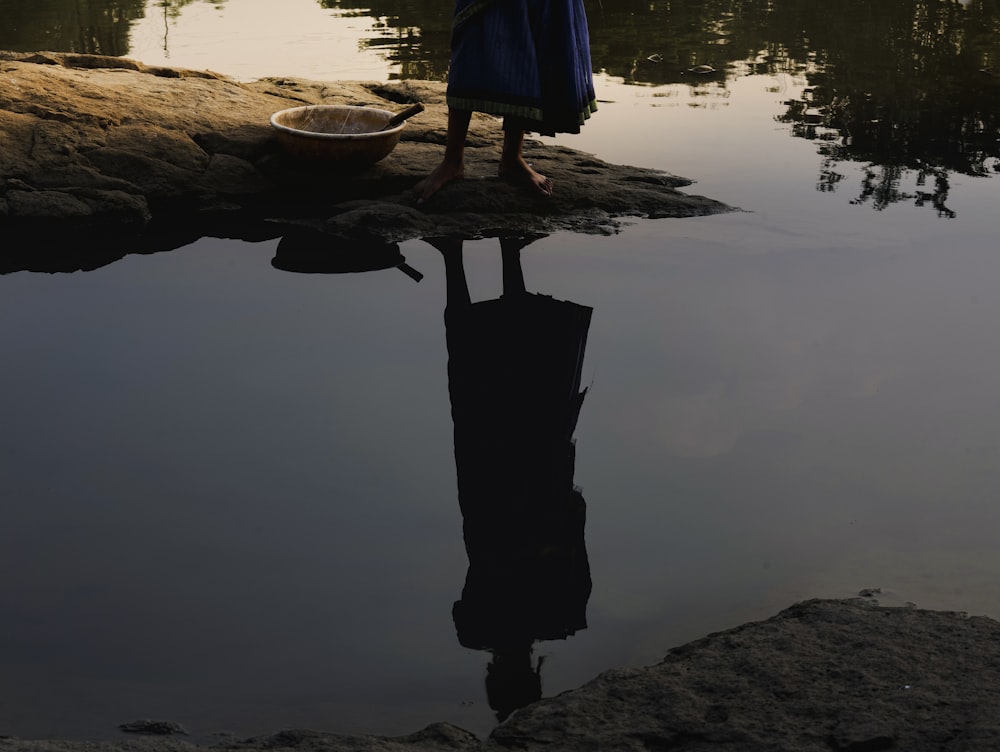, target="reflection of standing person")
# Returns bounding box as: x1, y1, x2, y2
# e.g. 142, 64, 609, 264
429, 235, 592, 721
415, 0, 597, 203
